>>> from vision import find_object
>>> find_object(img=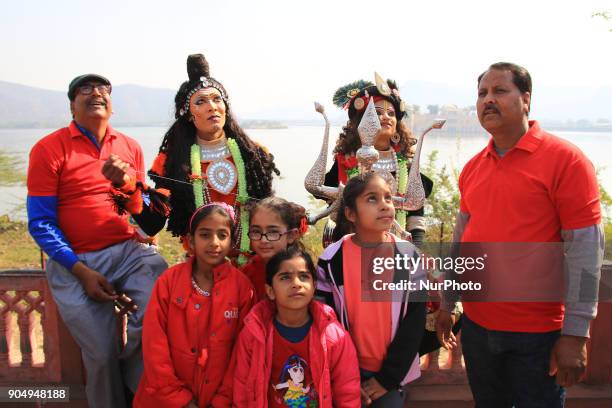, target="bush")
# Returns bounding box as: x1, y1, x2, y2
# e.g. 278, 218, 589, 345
422, 150, 460, 243
302, 195, 327, 260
